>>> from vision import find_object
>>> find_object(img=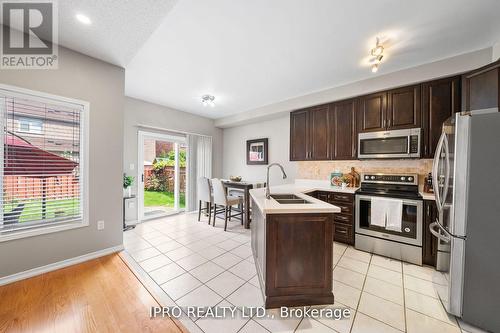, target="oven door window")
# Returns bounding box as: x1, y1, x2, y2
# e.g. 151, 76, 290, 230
360, 137, 409, 155
359, 199, 417, 239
